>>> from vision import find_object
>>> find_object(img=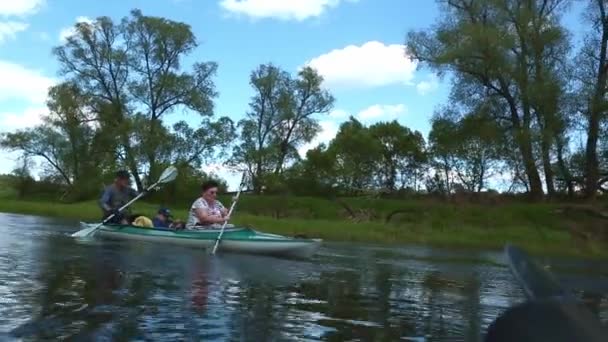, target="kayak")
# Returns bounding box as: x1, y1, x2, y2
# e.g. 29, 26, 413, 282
79, 223, 322, 259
